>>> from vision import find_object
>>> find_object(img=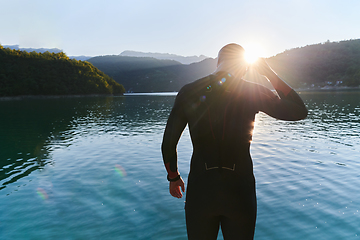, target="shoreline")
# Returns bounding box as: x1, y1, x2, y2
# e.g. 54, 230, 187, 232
297, 86, 360, 93
1, 87, 359, 101
297, 86, 360, 91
